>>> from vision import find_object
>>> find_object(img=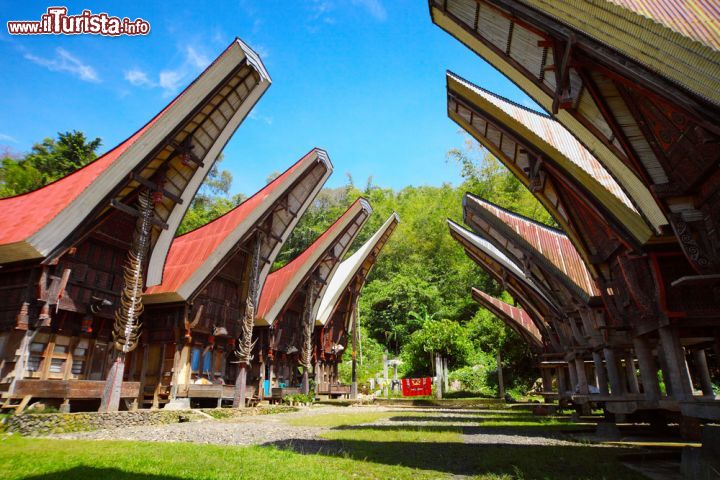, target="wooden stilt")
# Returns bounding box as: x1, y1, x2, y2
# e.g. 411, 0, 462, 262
592, 351, 609, 395
693, 349, 714, 397
99, 353, 126, 412
633, 337, 660, 402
